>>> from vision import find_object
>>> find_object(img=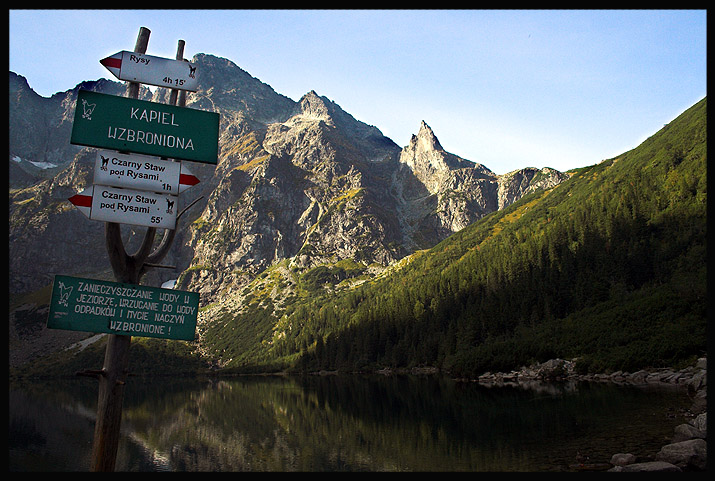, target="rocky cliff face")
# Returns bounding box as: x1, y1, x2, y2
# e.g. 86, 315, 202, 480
391, 120, 568, 249
9, 54, 567, 308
